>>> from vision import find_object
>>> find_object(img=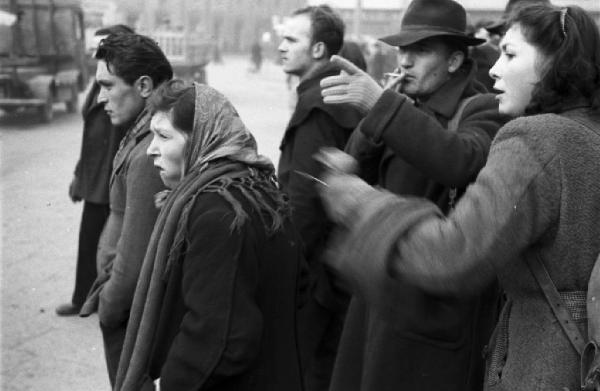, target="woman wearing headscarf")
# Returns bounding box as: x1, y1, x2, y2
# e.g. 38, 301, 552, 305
317, 3, 600, 391
114, 81, 304, 391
